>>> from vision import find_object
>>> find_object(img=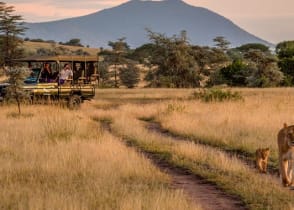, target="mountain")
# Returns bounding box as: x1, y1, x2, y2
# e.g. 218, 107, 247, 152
24, 0, 272, 48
